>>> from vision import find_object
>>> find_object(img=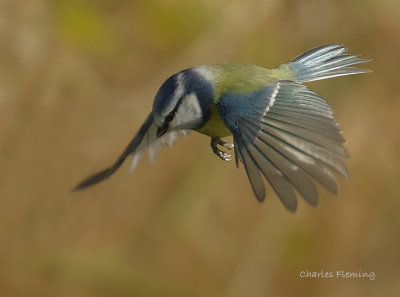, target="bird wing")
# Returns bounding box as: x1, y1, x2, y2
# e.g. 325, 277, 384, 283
74, 112, 189, 190
218, 81, 349, 212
